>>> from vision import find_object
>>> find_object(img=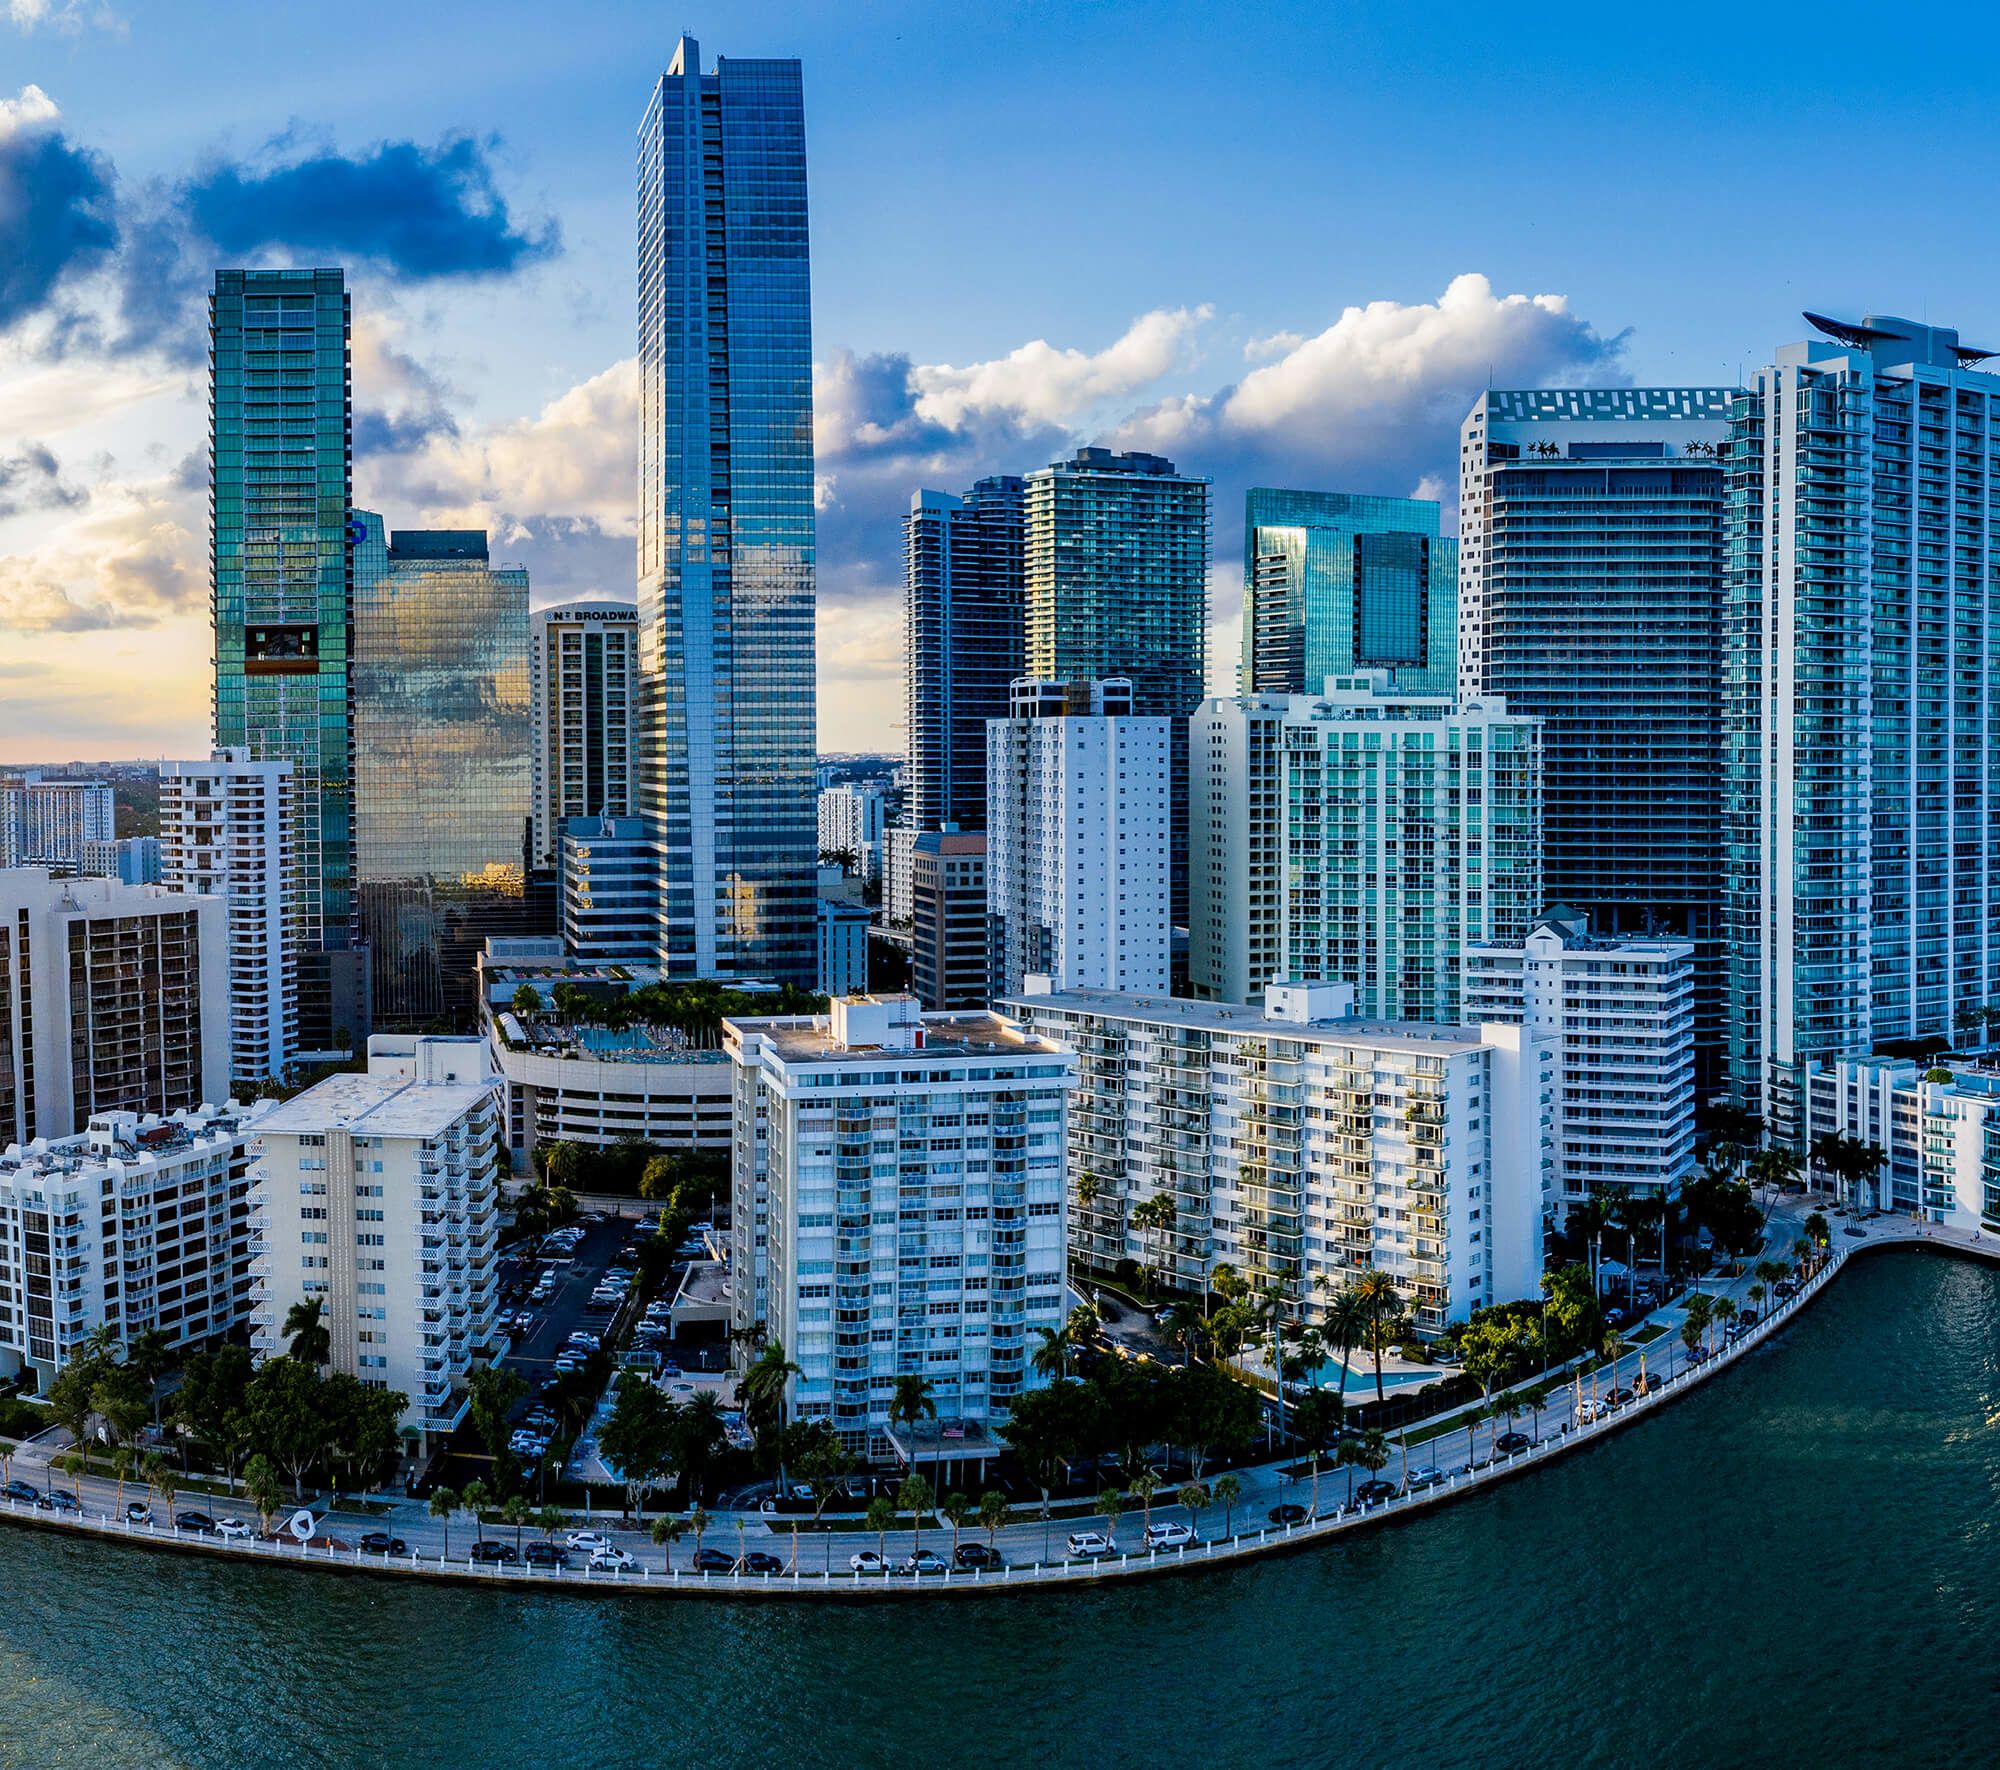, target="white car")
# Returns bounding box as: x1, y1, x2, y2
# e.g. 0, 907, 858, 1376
1404, 1464, 1446, 1492
588, 1546, 636, 1571
214, 1517, 253, 1540
1575, 1398, 1607, 1424
565, 1529, 613, 1552
1066, 1530, 1117, 1558
1144, 1521, 1194, 1550
848, 1549, 886, 1574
